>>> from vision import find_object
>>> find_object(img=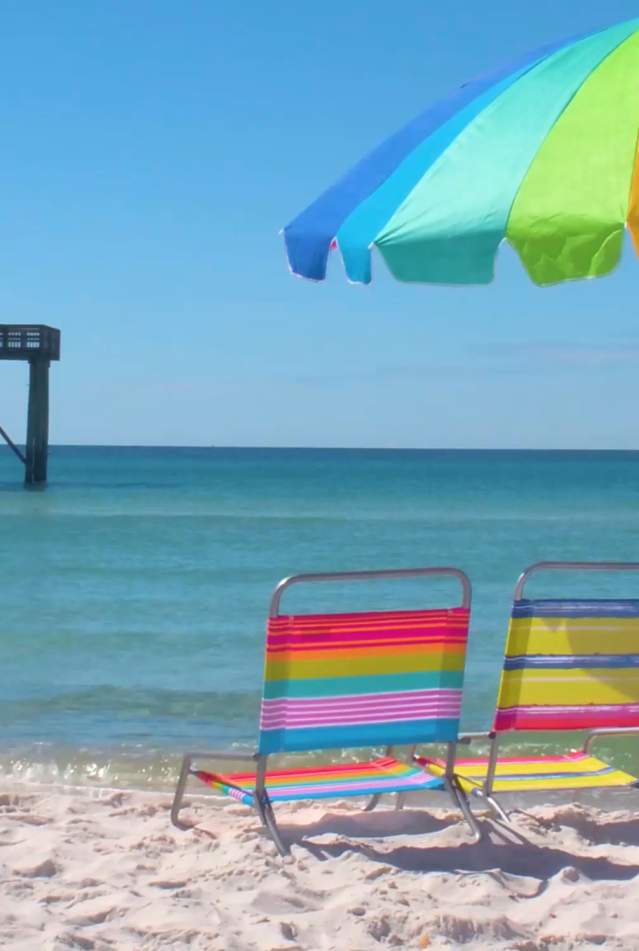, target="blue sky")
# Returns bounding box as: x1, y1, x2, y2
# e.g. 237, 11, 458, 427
0, 1, 638, 449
